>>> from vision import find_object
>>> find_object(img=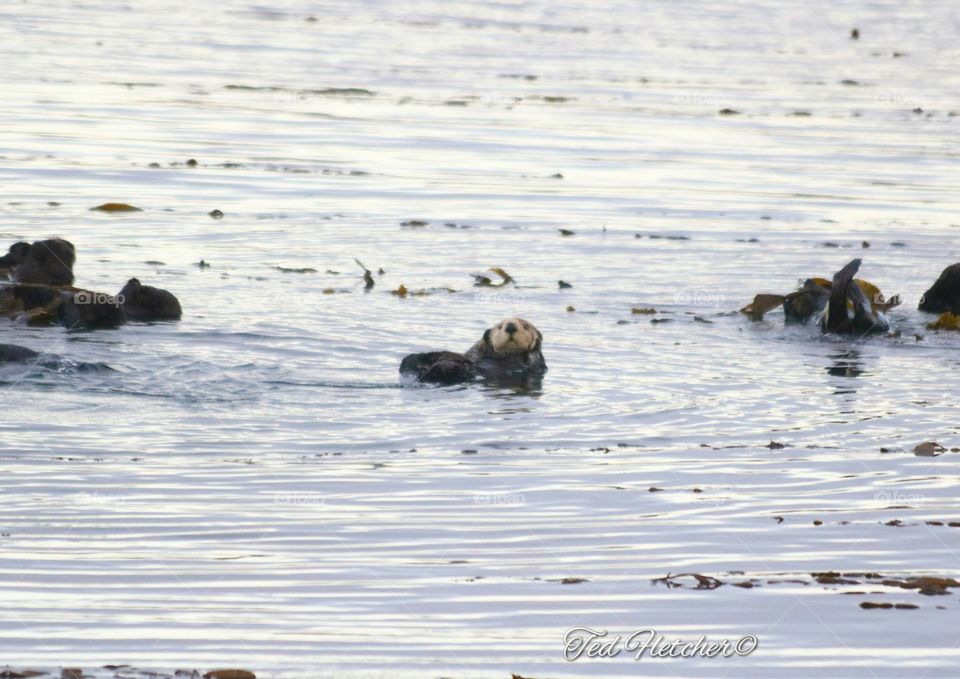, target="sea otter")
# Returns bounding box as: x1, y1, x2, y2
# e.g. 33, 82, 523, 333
0, 238, 76, 286
919, 263, 960, 314
118, 278, 182, 321
742, 259, 898, 334
0, 343, 112, 372
0, 344, 41, 363
401, 317, 547, 385
0, 283, 124, 329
